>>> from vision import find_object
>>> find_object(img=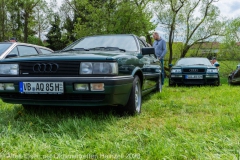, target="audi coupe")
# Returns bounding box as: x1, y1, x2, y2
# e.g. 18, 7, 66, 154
0, 42, 53, 59
169, 57, 220, 86
0, 34, 162, 115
